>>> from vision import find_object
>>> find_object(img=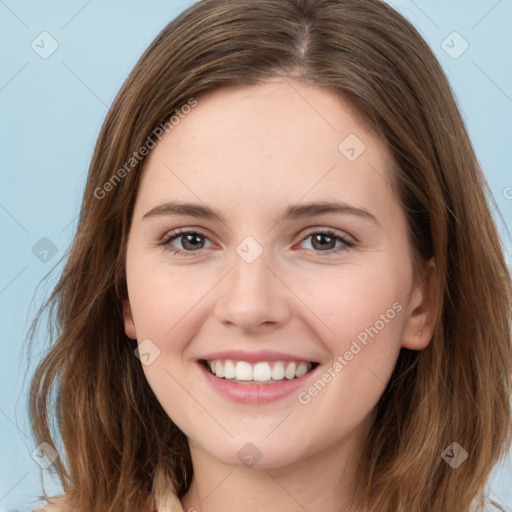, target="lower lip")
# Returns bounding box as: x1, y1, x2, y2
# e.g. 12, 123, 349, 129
198, 361, 317, 404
